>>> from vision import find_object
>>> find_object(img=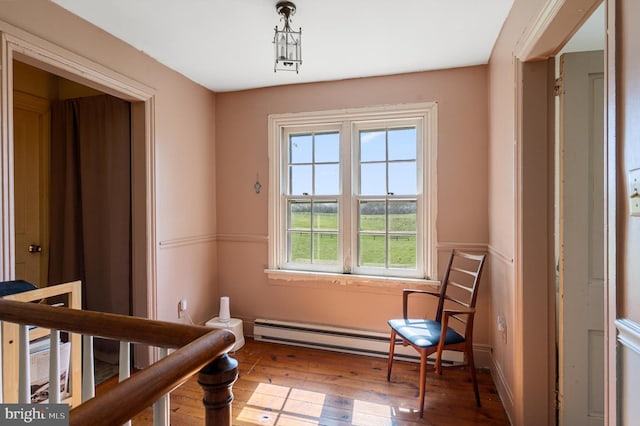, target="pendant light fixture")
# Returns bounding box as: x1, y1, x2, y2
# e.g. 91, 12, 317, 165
273, 1, 302, 73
